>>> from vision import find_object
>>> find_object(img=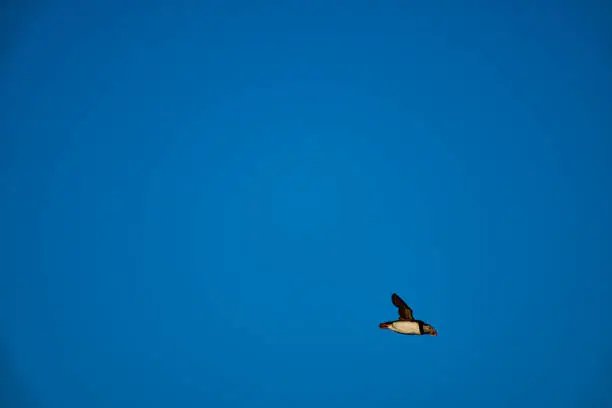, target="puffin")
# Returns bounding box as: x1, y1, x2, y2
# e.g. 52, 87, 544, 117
379, 293, 437, 336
